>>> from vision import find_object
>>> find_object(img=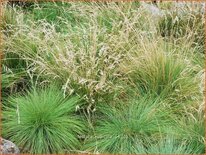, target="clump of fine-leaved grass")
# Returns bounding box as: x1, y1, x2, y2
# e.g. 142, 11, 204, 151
84, 96, 173, 154
3, 85, 86, 154
83, 94, 204, 154
146, 136, 204, 154
120, 37, 201, 103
